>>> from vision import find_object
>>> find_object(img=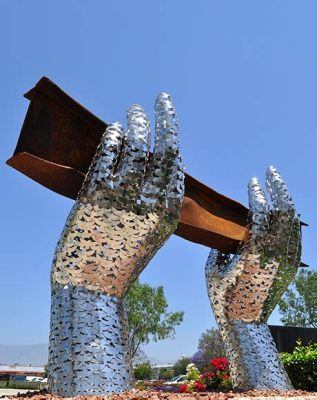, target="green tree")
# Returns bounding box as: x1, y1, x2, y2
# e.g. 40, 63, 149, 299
278, 269, 317, 327
126, 280, 184, 359
173, 356, 191, 375
133, 348, 148, 365
192, 328, 225, 370
159, 367, 174, 380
